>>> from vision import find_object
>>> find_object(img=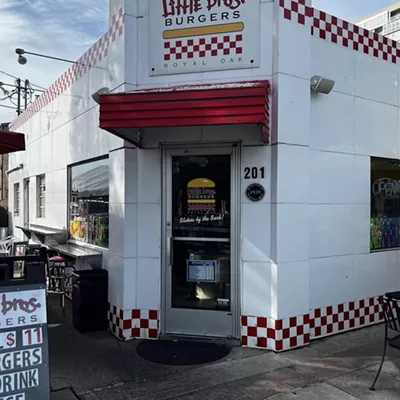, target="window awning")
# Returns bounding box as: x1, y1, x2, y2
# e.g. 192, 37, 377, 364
99, 81, 270, 147
0, 130, 25, 154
